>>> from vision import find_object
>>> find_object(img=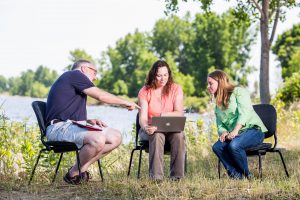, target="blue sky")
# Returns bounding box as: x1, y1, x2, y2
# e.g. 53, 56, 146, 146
0, 0, 299, 93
